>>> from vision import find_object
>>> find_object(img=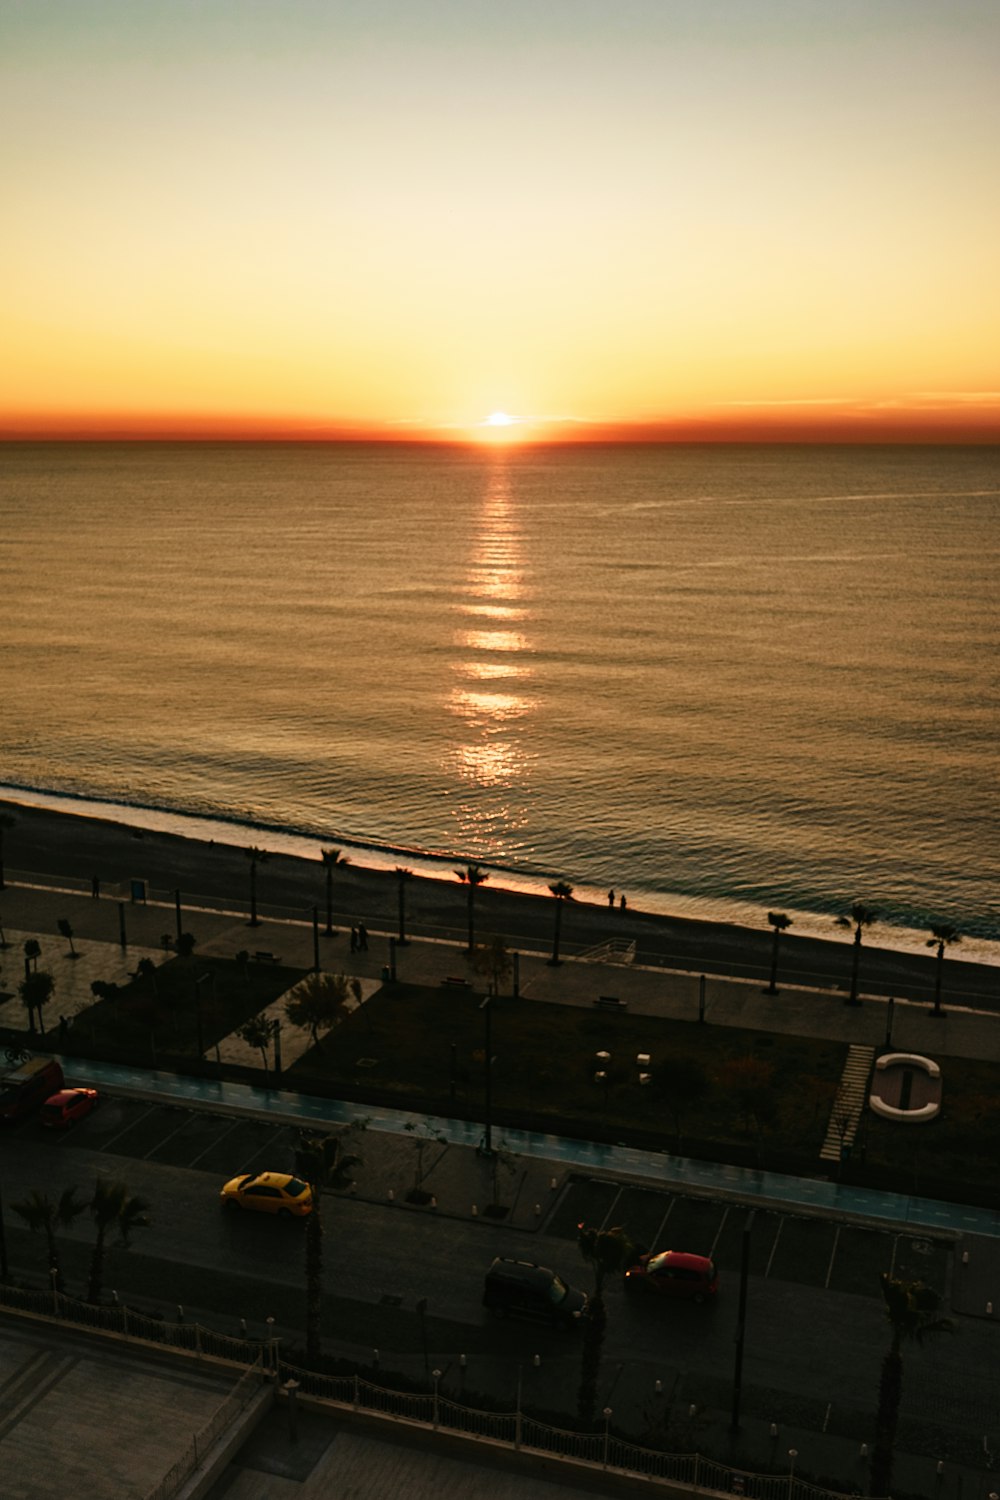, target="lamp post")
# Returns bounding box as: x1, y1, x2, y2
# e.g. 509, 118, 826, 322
603, 1408, 613, 1470
312, 907, 320, 972
416, 1297, 430, 1384
788, 1448, 798, 1500
730, 1210, 754, 1431
478, 994, 494, 1157
432, 1368, 442, 1428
